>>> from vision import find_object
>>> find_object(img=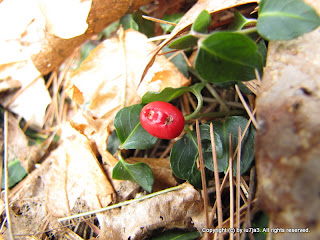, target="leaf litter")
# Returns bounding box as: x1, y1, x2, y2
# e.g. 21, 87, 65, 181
2, 0, 318, 239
